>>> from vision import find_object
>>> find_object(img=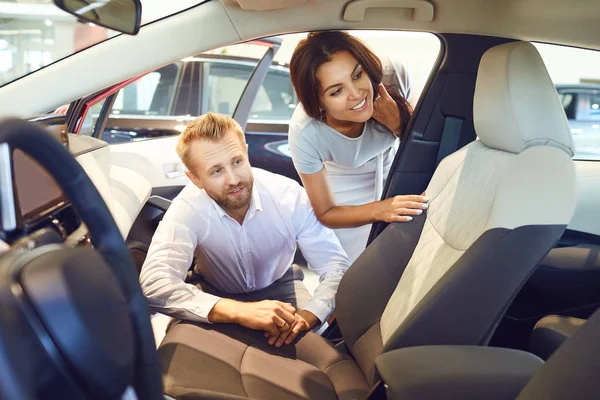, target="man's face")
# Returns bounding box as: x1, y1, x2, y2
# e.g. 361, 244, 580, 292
186, 129, 254, 214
